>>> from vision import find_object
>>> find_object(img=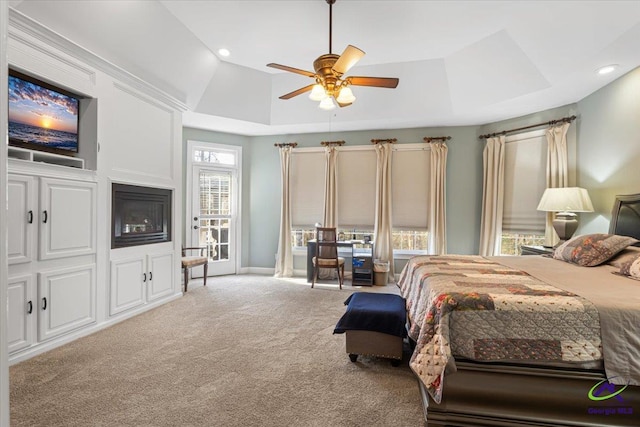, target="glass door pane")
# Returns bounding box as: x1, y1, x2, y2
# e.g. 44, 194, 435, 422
193, 168, 236, 276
